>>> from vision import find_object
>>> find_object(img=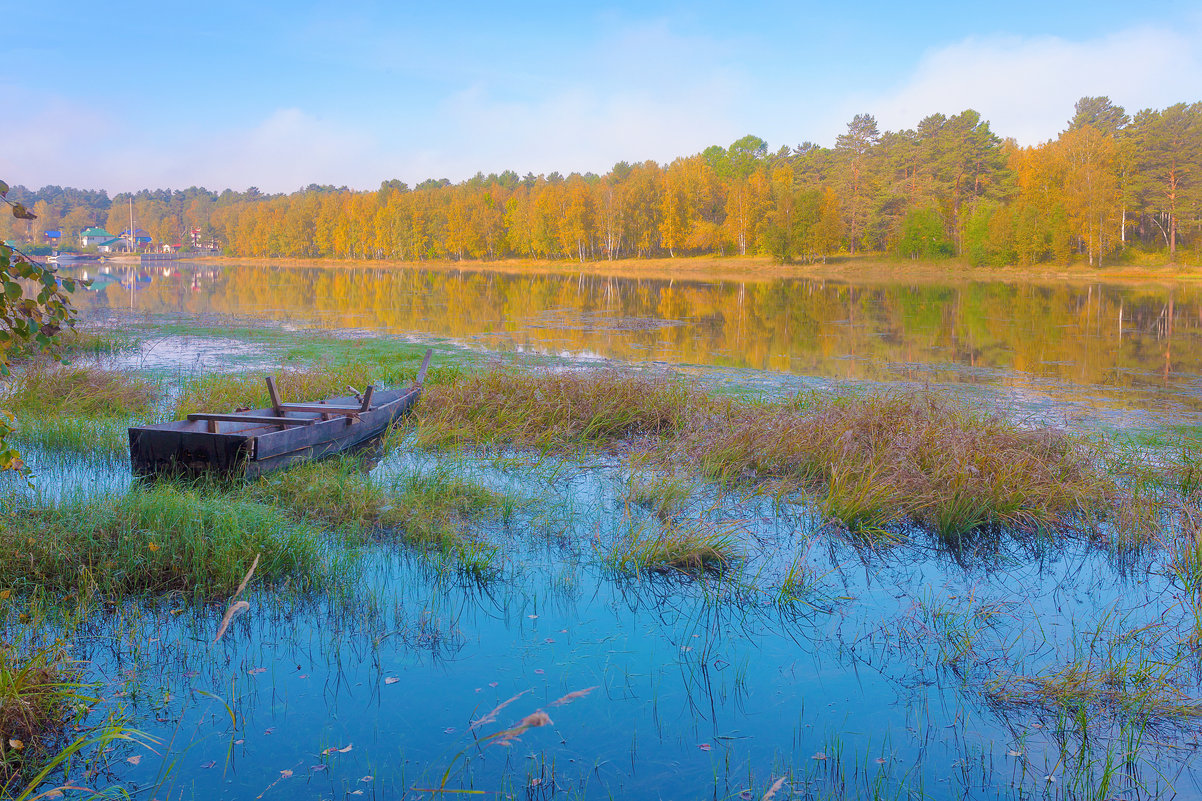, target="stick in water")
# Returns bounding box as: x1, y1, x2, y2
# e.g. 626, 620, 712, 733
214, 601, 250, 643
215, 553, 260, 642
